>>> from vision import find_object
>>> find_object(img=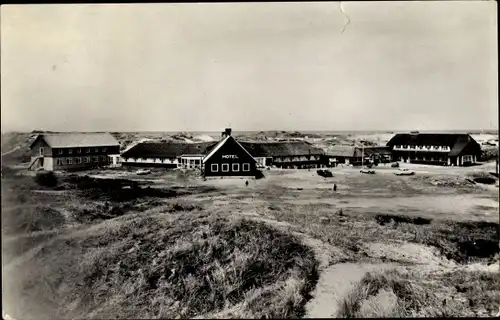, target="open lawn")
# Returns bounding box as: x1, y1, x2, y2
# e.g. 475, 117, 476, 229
2, 162, 499, 319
